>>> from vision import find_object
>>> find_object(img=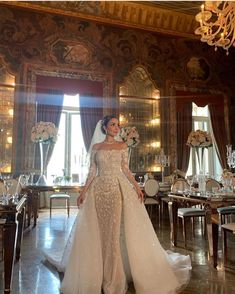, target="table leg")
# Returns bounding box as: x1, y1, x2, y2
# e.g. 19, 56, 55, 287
32, 190, 39, 227
205, 208, 219, 268
26, 191, 32, 227
3, 222, 17, 294
212, 222, 219, 268
15, 206, 25, 261
168, 200, 178, 246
